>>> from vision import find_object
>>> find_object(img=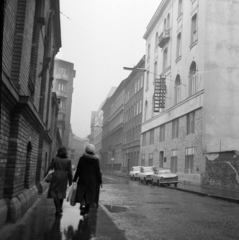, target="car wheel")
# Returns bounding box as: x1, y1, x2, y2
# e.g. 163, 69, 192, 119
130, 176, 133, 180
174, 183, 178, 187
132, 176, 135, 181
